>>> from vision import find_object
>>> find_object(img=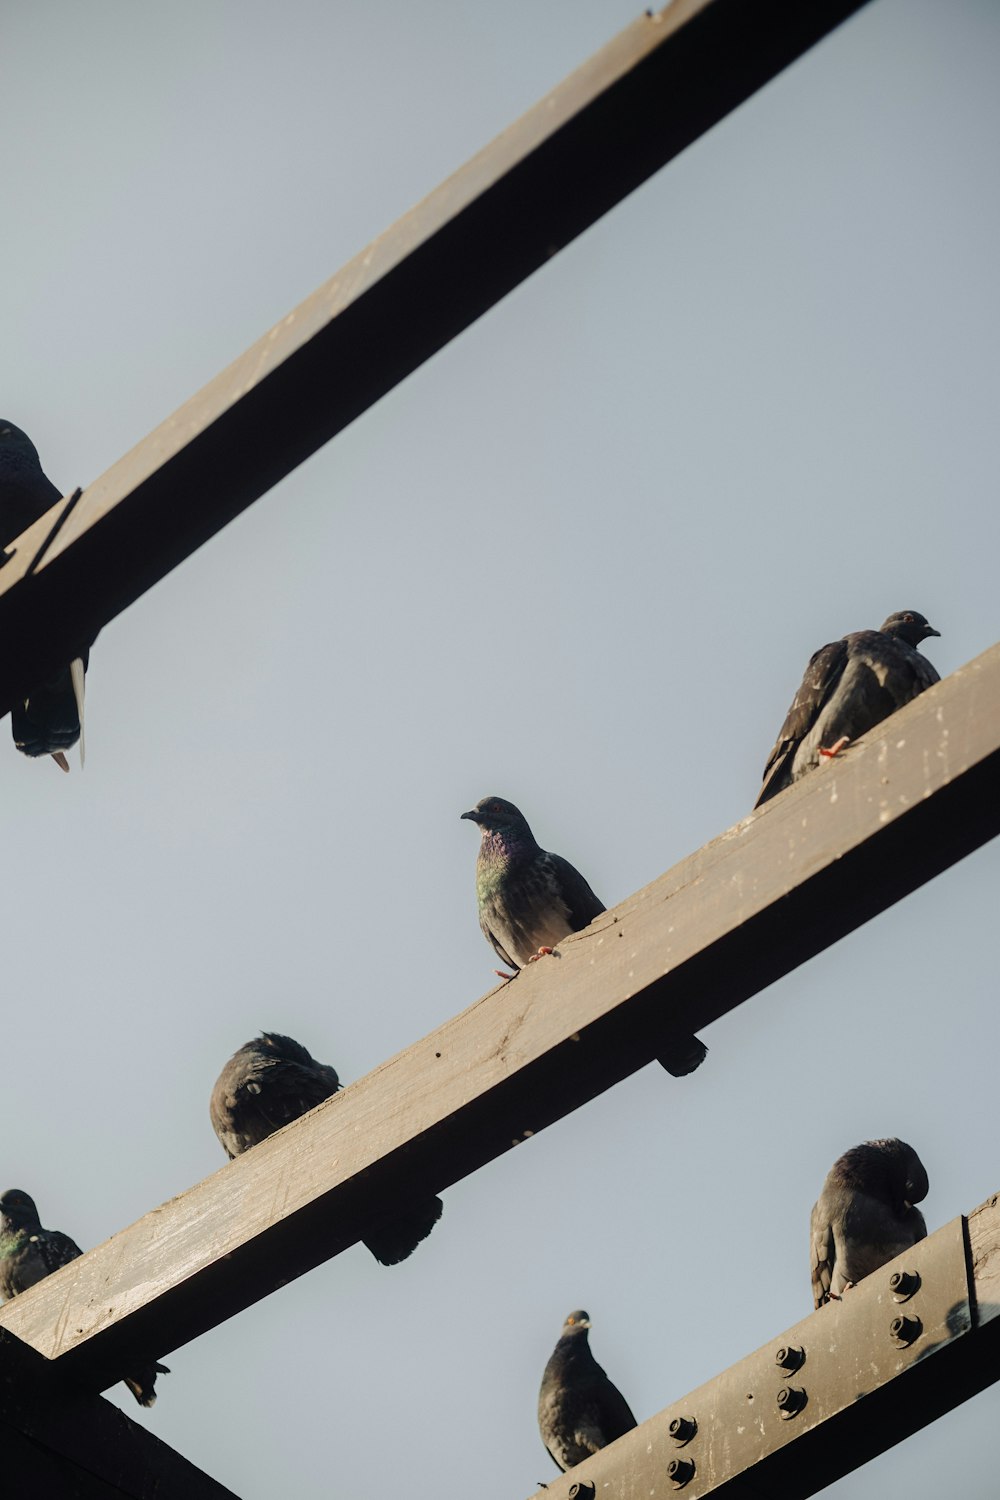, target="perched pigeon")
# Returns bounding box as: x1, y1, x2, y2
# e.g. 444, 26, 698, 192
210, 1032, 443, 1266
538, 1310, 637, 1471
461, 797, 707, 1077
0, 1188, 168, 1406
755, 611, 940, 807
810, 1138, 929, 1307
0, 420, 89, 771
